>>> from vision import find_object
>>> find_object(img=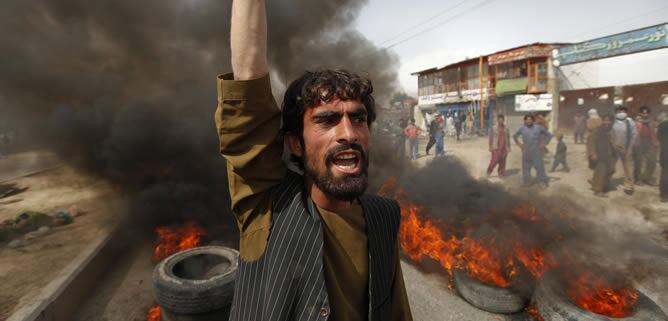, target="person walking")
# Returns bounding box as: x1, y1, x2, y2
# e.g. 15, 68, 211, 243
404, 119, 421, 160
574, 112, 586, 144
587, 114, 616, 197
657, 112, 668, 202
633, 106, 658, 186
435, 114, 446, 156
466, 111, 474, 137
487, 114, 511, 177
513, 114, 553, 187
550, 133, 570, 172
425, 115, 438, 155
586, 108, 602, 133
446, 112, 455, 137
611, 105, 637, 195
454, 112, 463, 141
